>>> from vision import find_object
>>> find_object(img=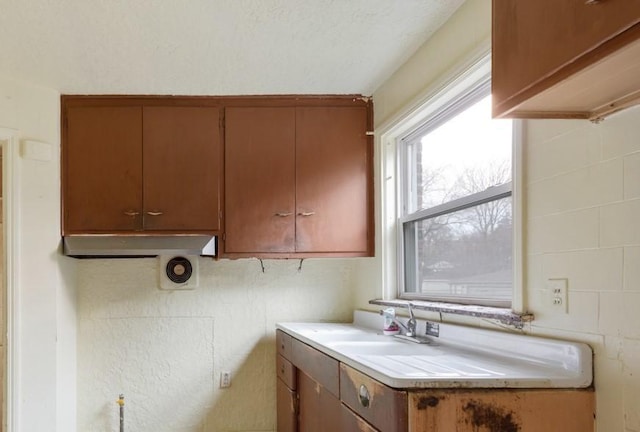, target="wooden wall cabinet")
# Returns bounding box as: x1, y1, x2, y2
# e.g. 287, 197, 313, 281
63, 97, 222, 234
276, 330, 595, 432
492, 0, 640, 120
224, 99, 373, 258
